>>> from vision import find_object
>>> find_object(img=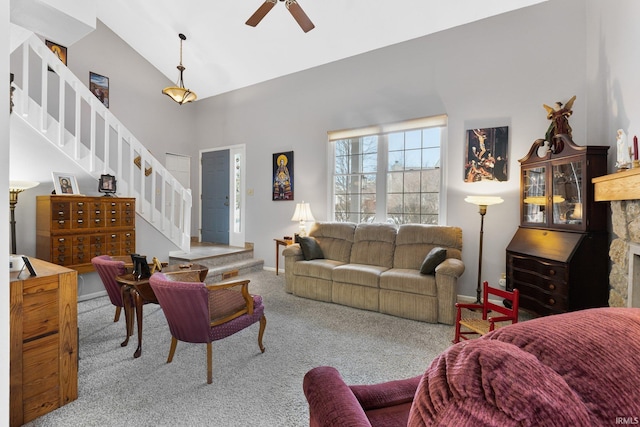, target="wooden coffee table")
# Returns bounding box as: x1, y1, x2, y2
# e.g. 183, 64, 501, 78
116, 263, 209, 358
